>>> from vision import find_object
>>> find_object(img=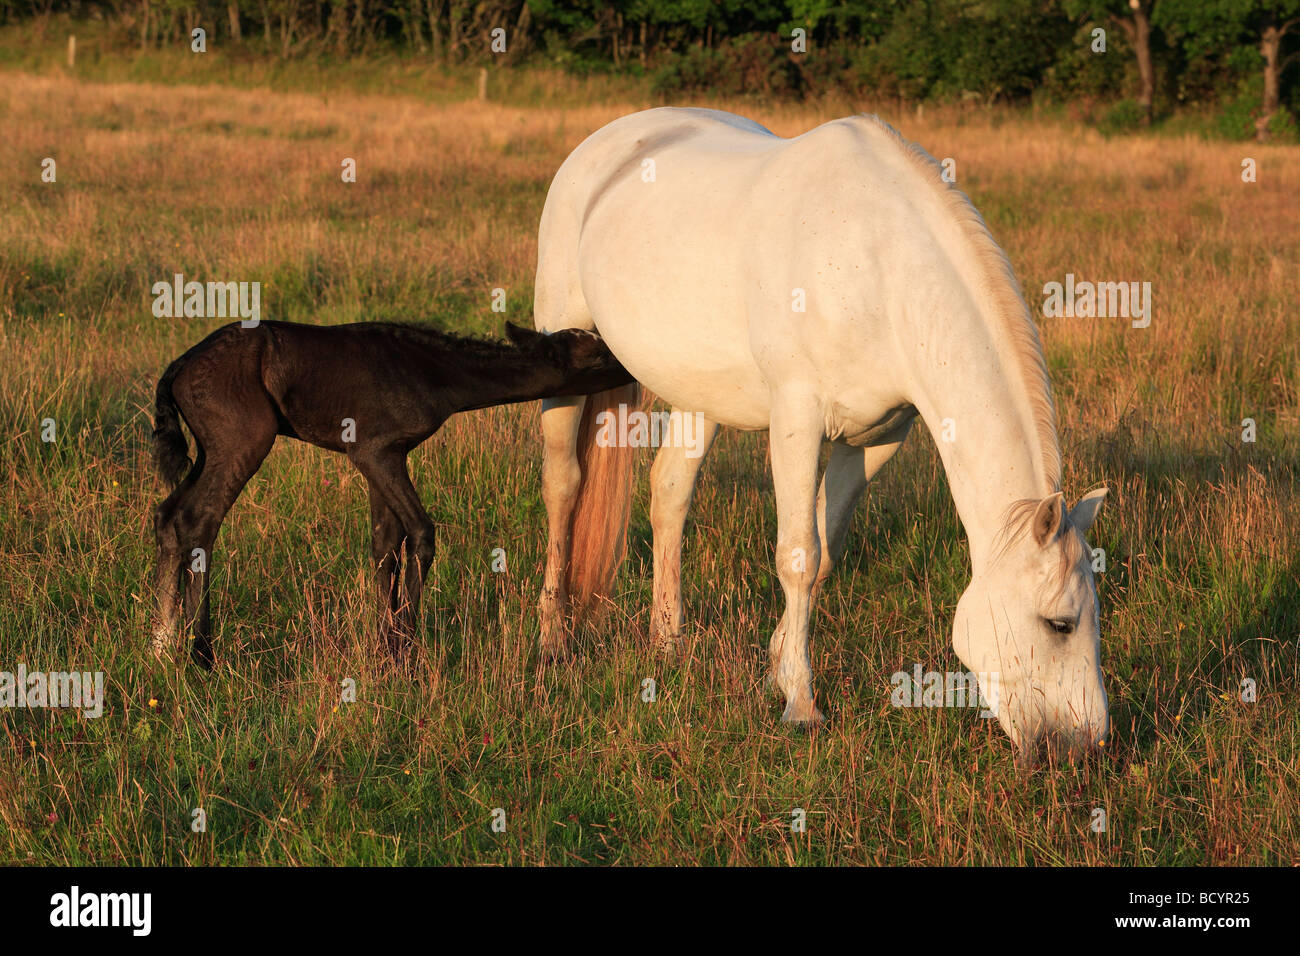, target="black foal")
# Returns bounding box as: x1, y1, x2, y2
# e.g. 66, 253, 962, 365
150, 320, 634, 667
